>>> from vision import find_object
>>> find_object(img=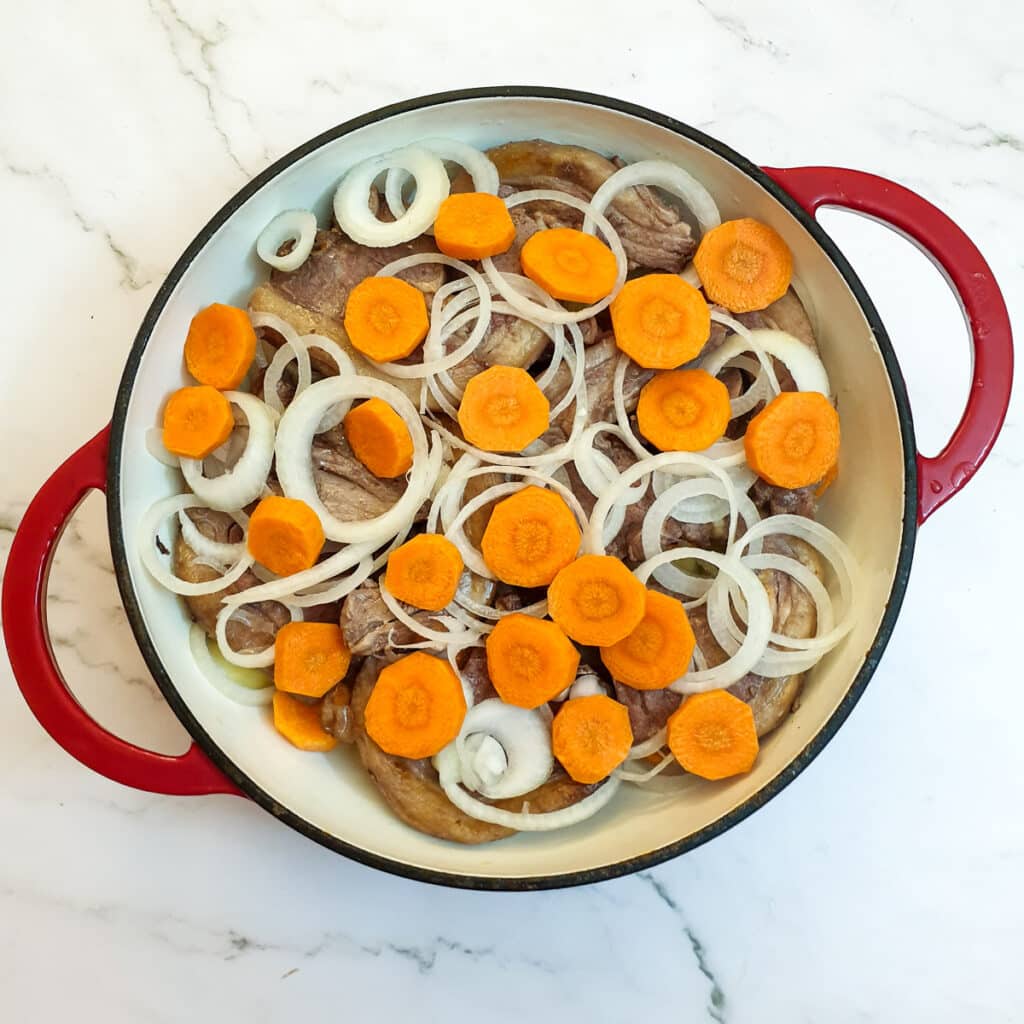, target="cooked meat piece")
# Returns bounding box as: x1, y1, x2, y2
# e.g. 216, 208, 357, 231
321, 682, 356, 743
350, 659, 602, 843
457, 646, 499, 705
248, 226, 443, 407
613, 682, 682, 743
760, 288, 817, 349
494, 589, 525, 613
339, 579, 440, 657
486, 140, 697, 273
751, 478, 817, 519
